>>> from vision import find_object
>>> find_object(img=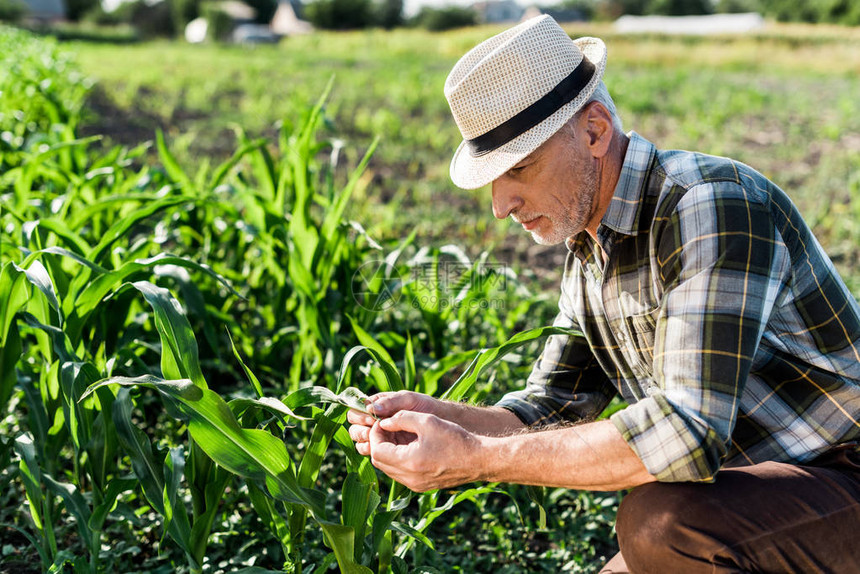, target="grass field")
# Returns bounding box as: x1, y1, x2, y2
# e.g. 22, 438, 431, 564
68, 22, 860, 288
2, 21, 860, 574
